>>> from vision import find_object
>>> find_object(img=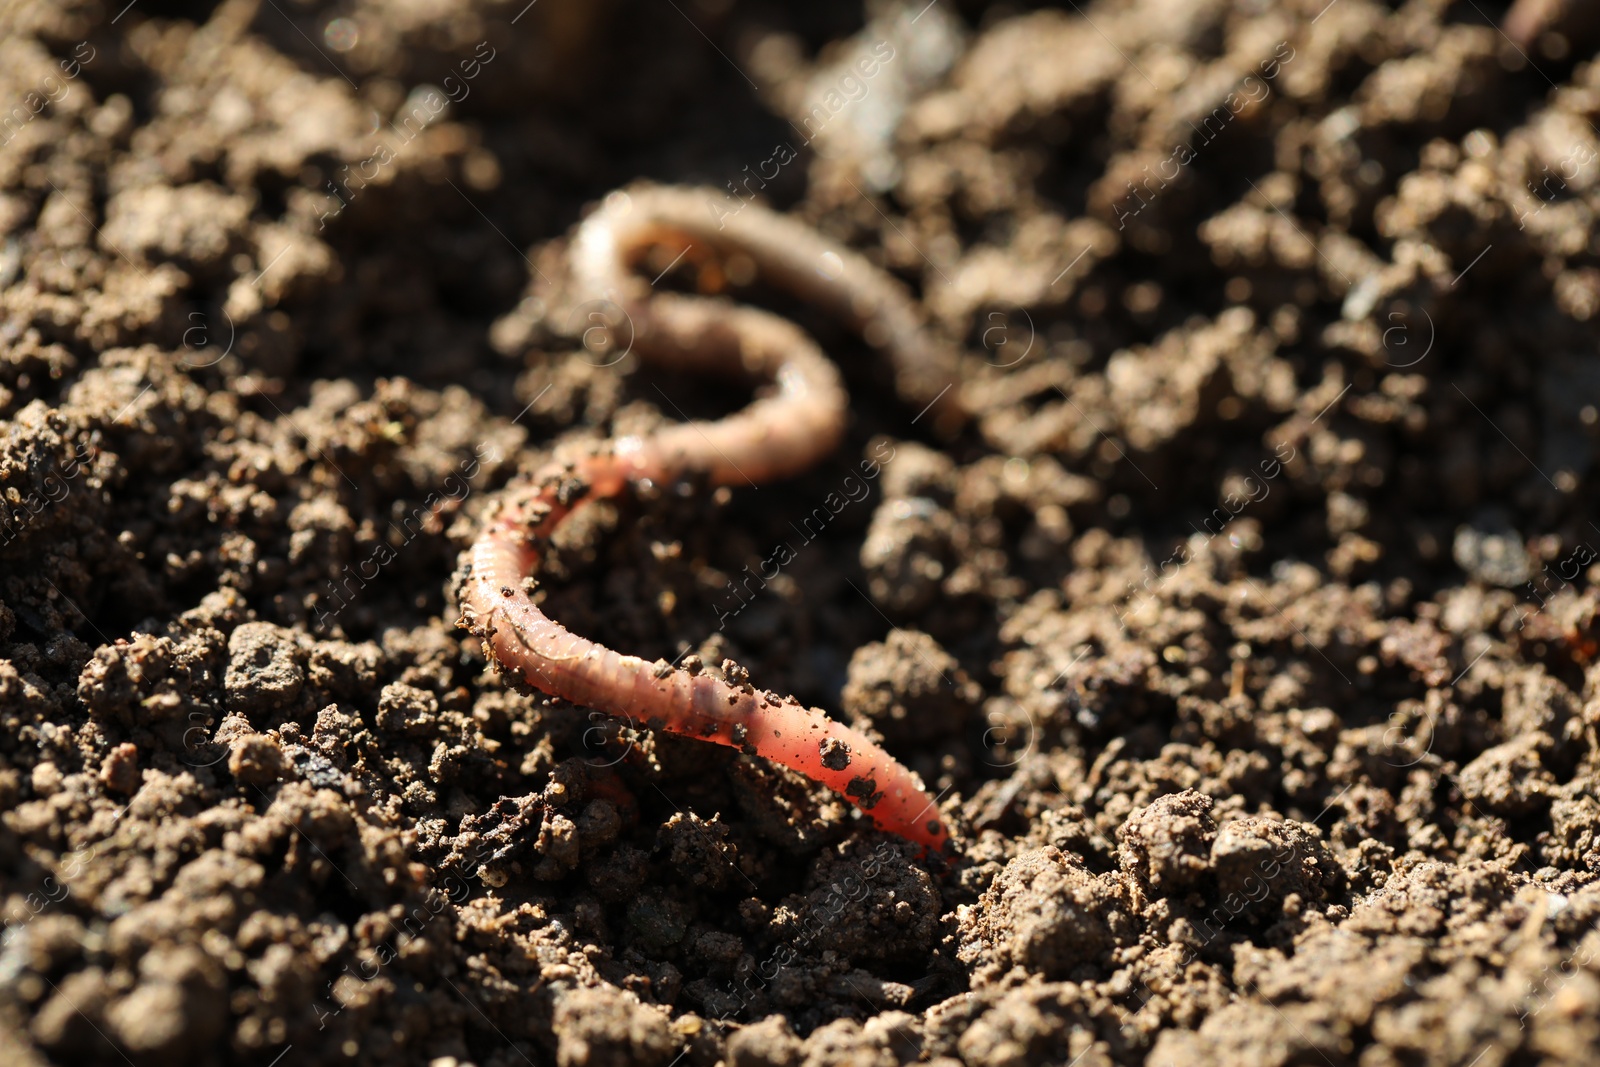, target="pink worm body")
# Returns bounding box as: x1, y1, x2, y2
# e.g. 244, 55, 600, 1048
459, 185, 959, 852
